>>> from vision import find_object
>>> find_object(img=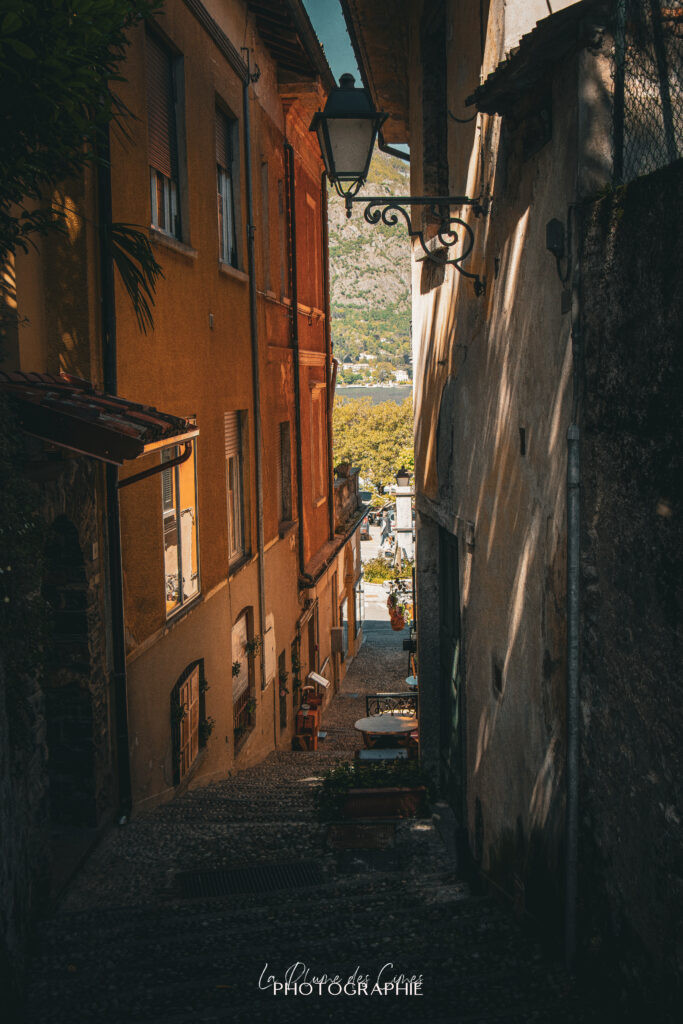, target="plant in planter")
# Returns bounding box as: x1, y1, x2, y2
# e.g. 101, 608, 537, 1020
245, 697, 257, 716
199, 715, 215, 745
232, 660, 242, 678
316, 760, 431, 821
278, 669, 289, 697
244, 634, 263, 658
387, 580, 409, 631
